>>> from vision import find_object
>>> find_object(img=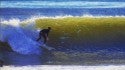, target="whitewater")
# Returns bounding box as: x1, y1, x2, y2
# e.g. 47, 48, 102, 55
0, 18, 44, 54
1, 65, 125, 70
